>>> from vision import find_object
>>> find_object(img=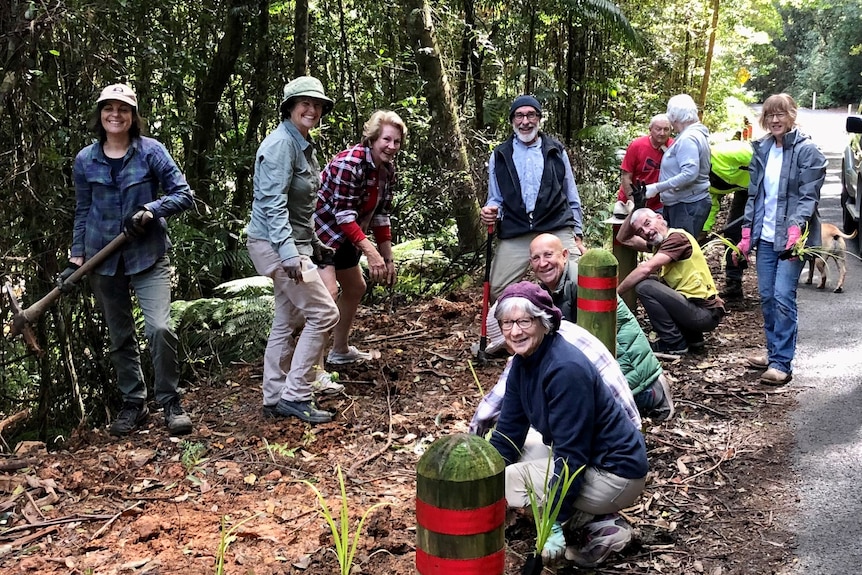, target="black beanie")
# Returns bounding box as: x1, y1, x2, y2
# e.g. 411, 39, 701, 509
509, 95, 542, 120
